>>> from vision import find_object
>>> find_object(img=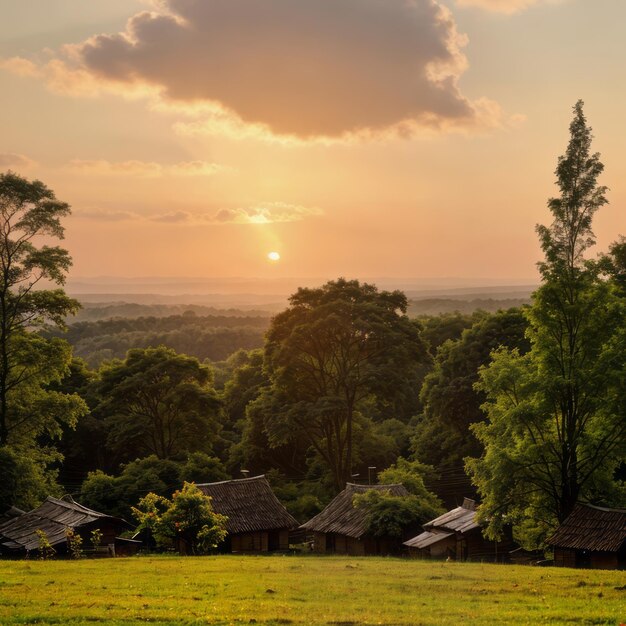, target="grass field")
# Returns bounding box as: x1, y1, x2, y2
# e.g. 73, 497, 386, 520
0, 555, 624, 625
